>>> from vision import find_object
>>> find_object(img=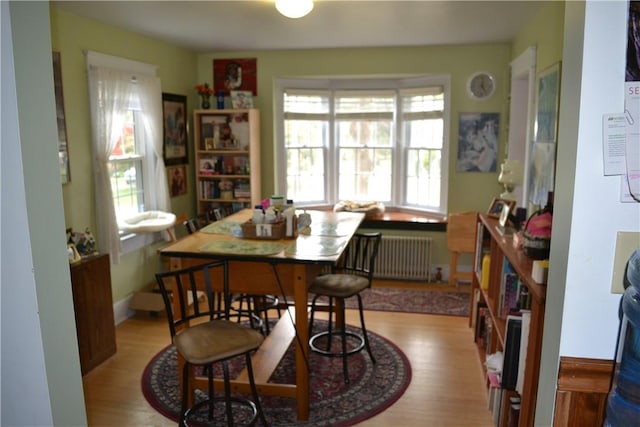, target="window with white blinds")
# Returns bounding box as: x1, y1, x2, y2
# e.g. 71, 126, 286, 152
276, 77, 449, 215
